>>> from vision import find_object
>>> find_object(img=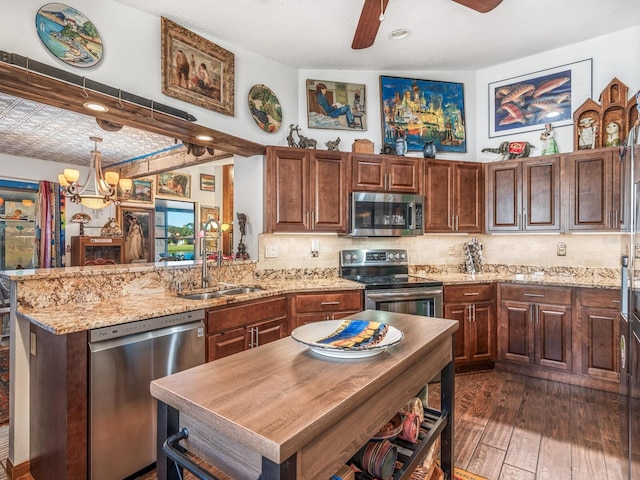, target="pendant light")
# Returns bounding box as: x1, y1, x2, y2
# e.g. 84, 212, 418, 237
58, 136, 132, 209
